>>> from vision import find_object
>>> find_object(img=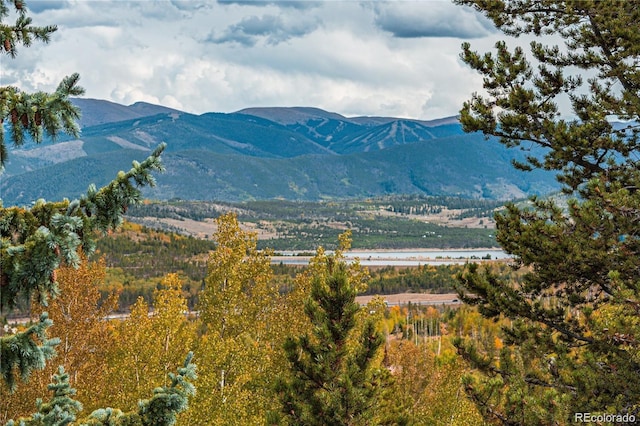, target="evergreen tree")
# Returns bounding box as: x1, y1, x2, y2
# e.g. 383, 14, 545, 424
0, 0, 169, 391
1, 3, 196, 425
272, 248, 401, 426
454, 1, 640, 424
